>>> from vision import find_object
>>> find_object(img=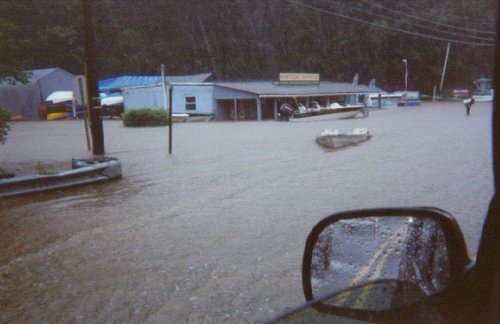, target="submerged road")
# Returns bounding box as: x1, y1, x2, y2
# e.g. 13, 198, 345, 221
0, 101, 494, 322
